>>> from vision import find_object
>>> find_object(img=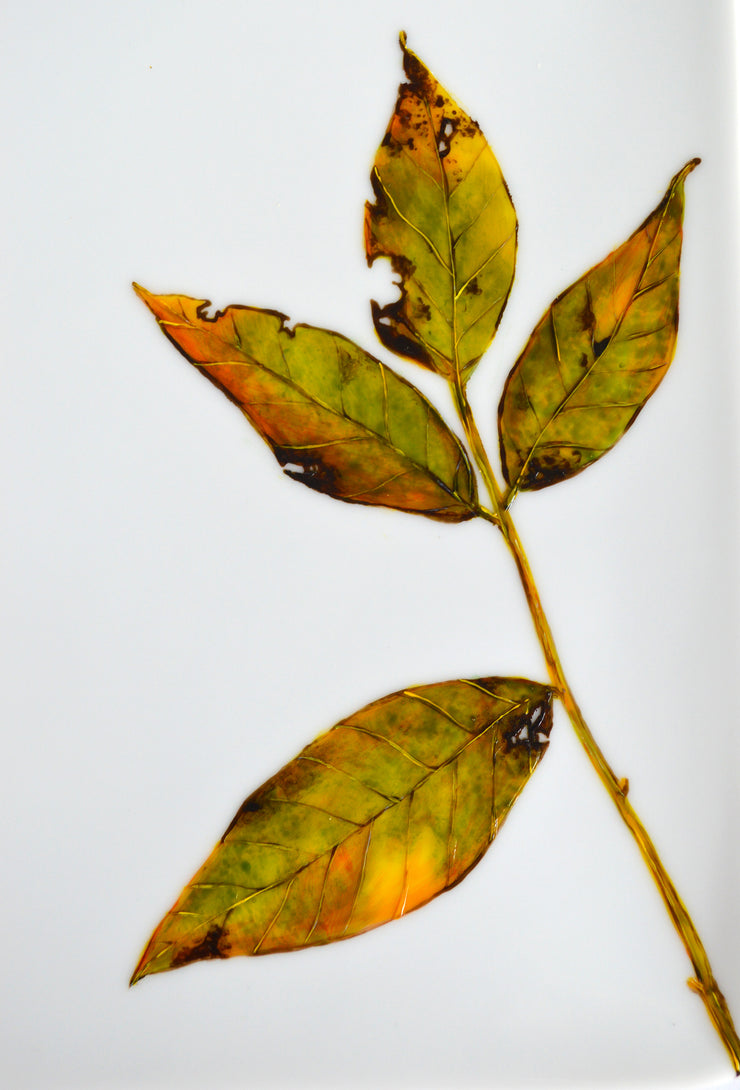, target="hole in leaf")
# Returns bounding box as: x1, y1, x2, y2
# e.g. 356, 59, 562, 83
437, 118, 456, 157
530, 704, 544, 728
